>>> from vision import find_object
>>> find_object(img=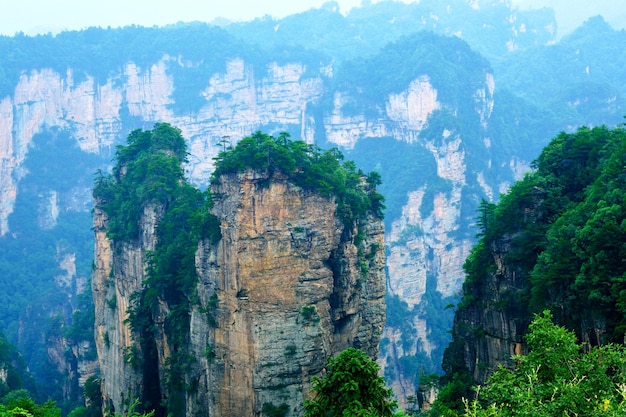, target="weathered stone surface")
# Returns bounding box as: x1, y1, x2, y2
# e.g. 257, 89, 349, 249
92, 204, 163, 411
377, 72, 499, 404
0, 58, 325, 236
448, 234, 530, 385
0, 54, 506, 407
324, 76, 442, 149
92, 170, 386, 416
